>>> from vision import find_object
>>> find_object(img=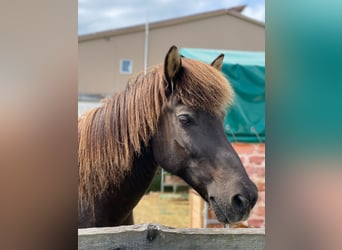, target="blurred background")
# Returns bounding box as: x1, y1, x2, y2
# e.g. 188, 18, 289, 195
2, 0, 342, 249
